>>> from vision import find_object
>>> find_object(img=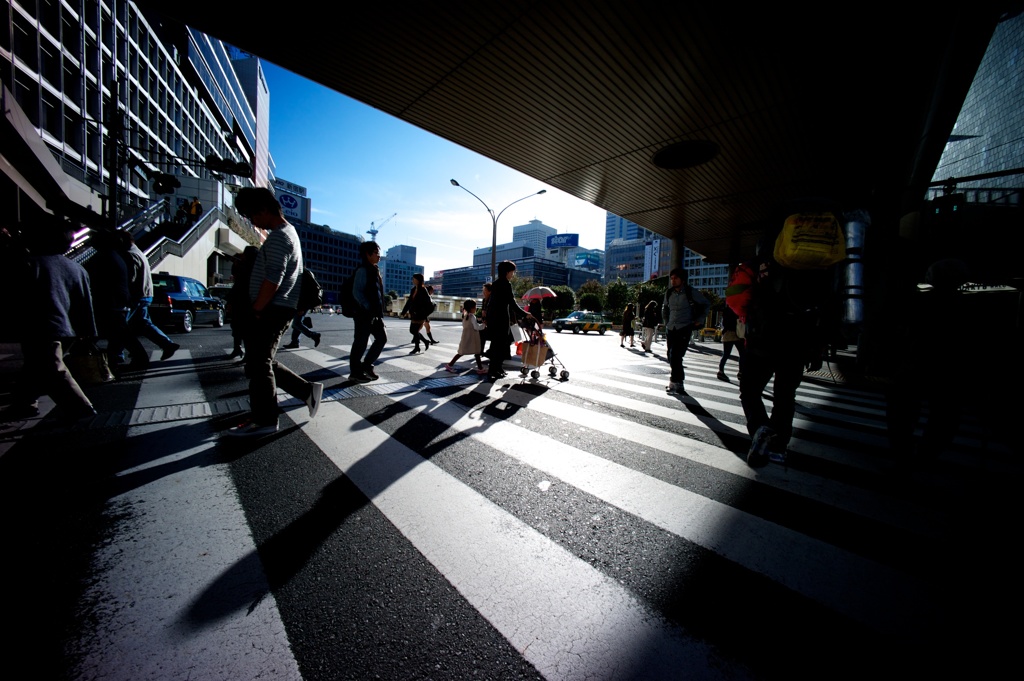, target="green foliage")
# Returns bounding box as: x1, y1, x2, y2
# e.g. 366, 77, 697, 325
576, 279, 605, 311
578, 292, 603, 312
511, 275, 536, 300
605, 279, 632, 322
387, 290, 398, 299
635, 281, 667, 319
549, 285, 575, 316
